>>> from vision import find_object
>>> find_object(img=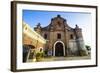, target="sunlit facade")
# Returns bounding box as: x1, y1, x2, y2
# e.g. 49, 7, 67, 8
34, 15, 88, 57
23, 22, 46, 62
